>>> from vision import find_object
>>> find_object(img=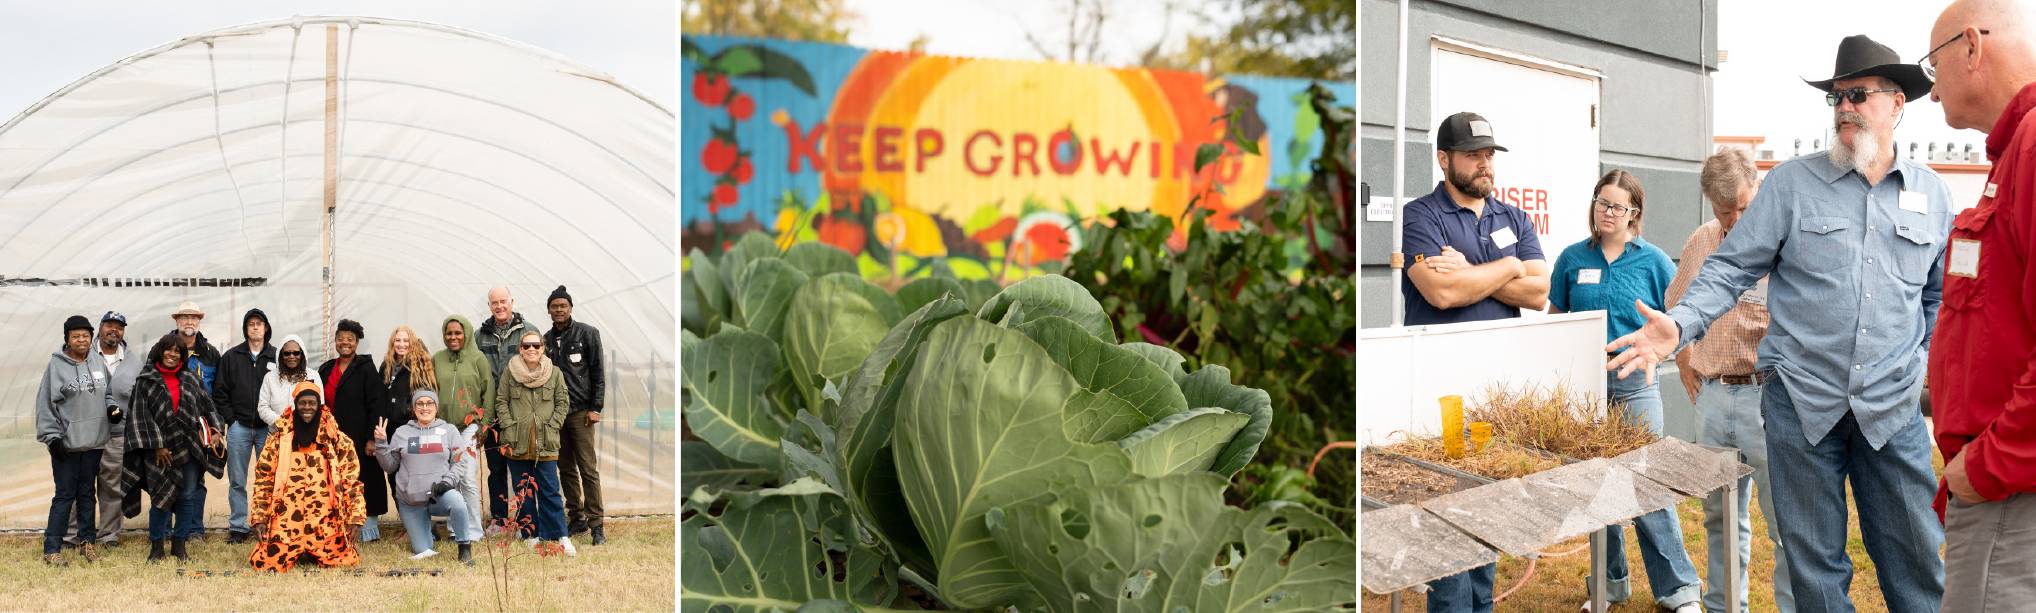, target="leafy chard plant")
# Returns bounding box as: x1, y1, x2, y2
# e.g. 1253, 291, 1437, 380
680, 242, 1355, 611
